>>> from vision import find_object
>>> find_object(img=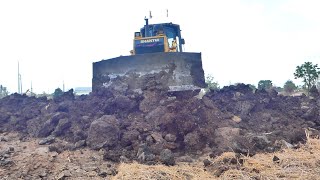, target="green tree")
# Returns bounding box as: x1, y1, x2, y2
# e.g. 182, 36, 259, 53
53, 88, 63, 99
283, 80, 297, 94
258, 80, 273, 90
294, 62, 320, 93
205, 74, 219, 91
